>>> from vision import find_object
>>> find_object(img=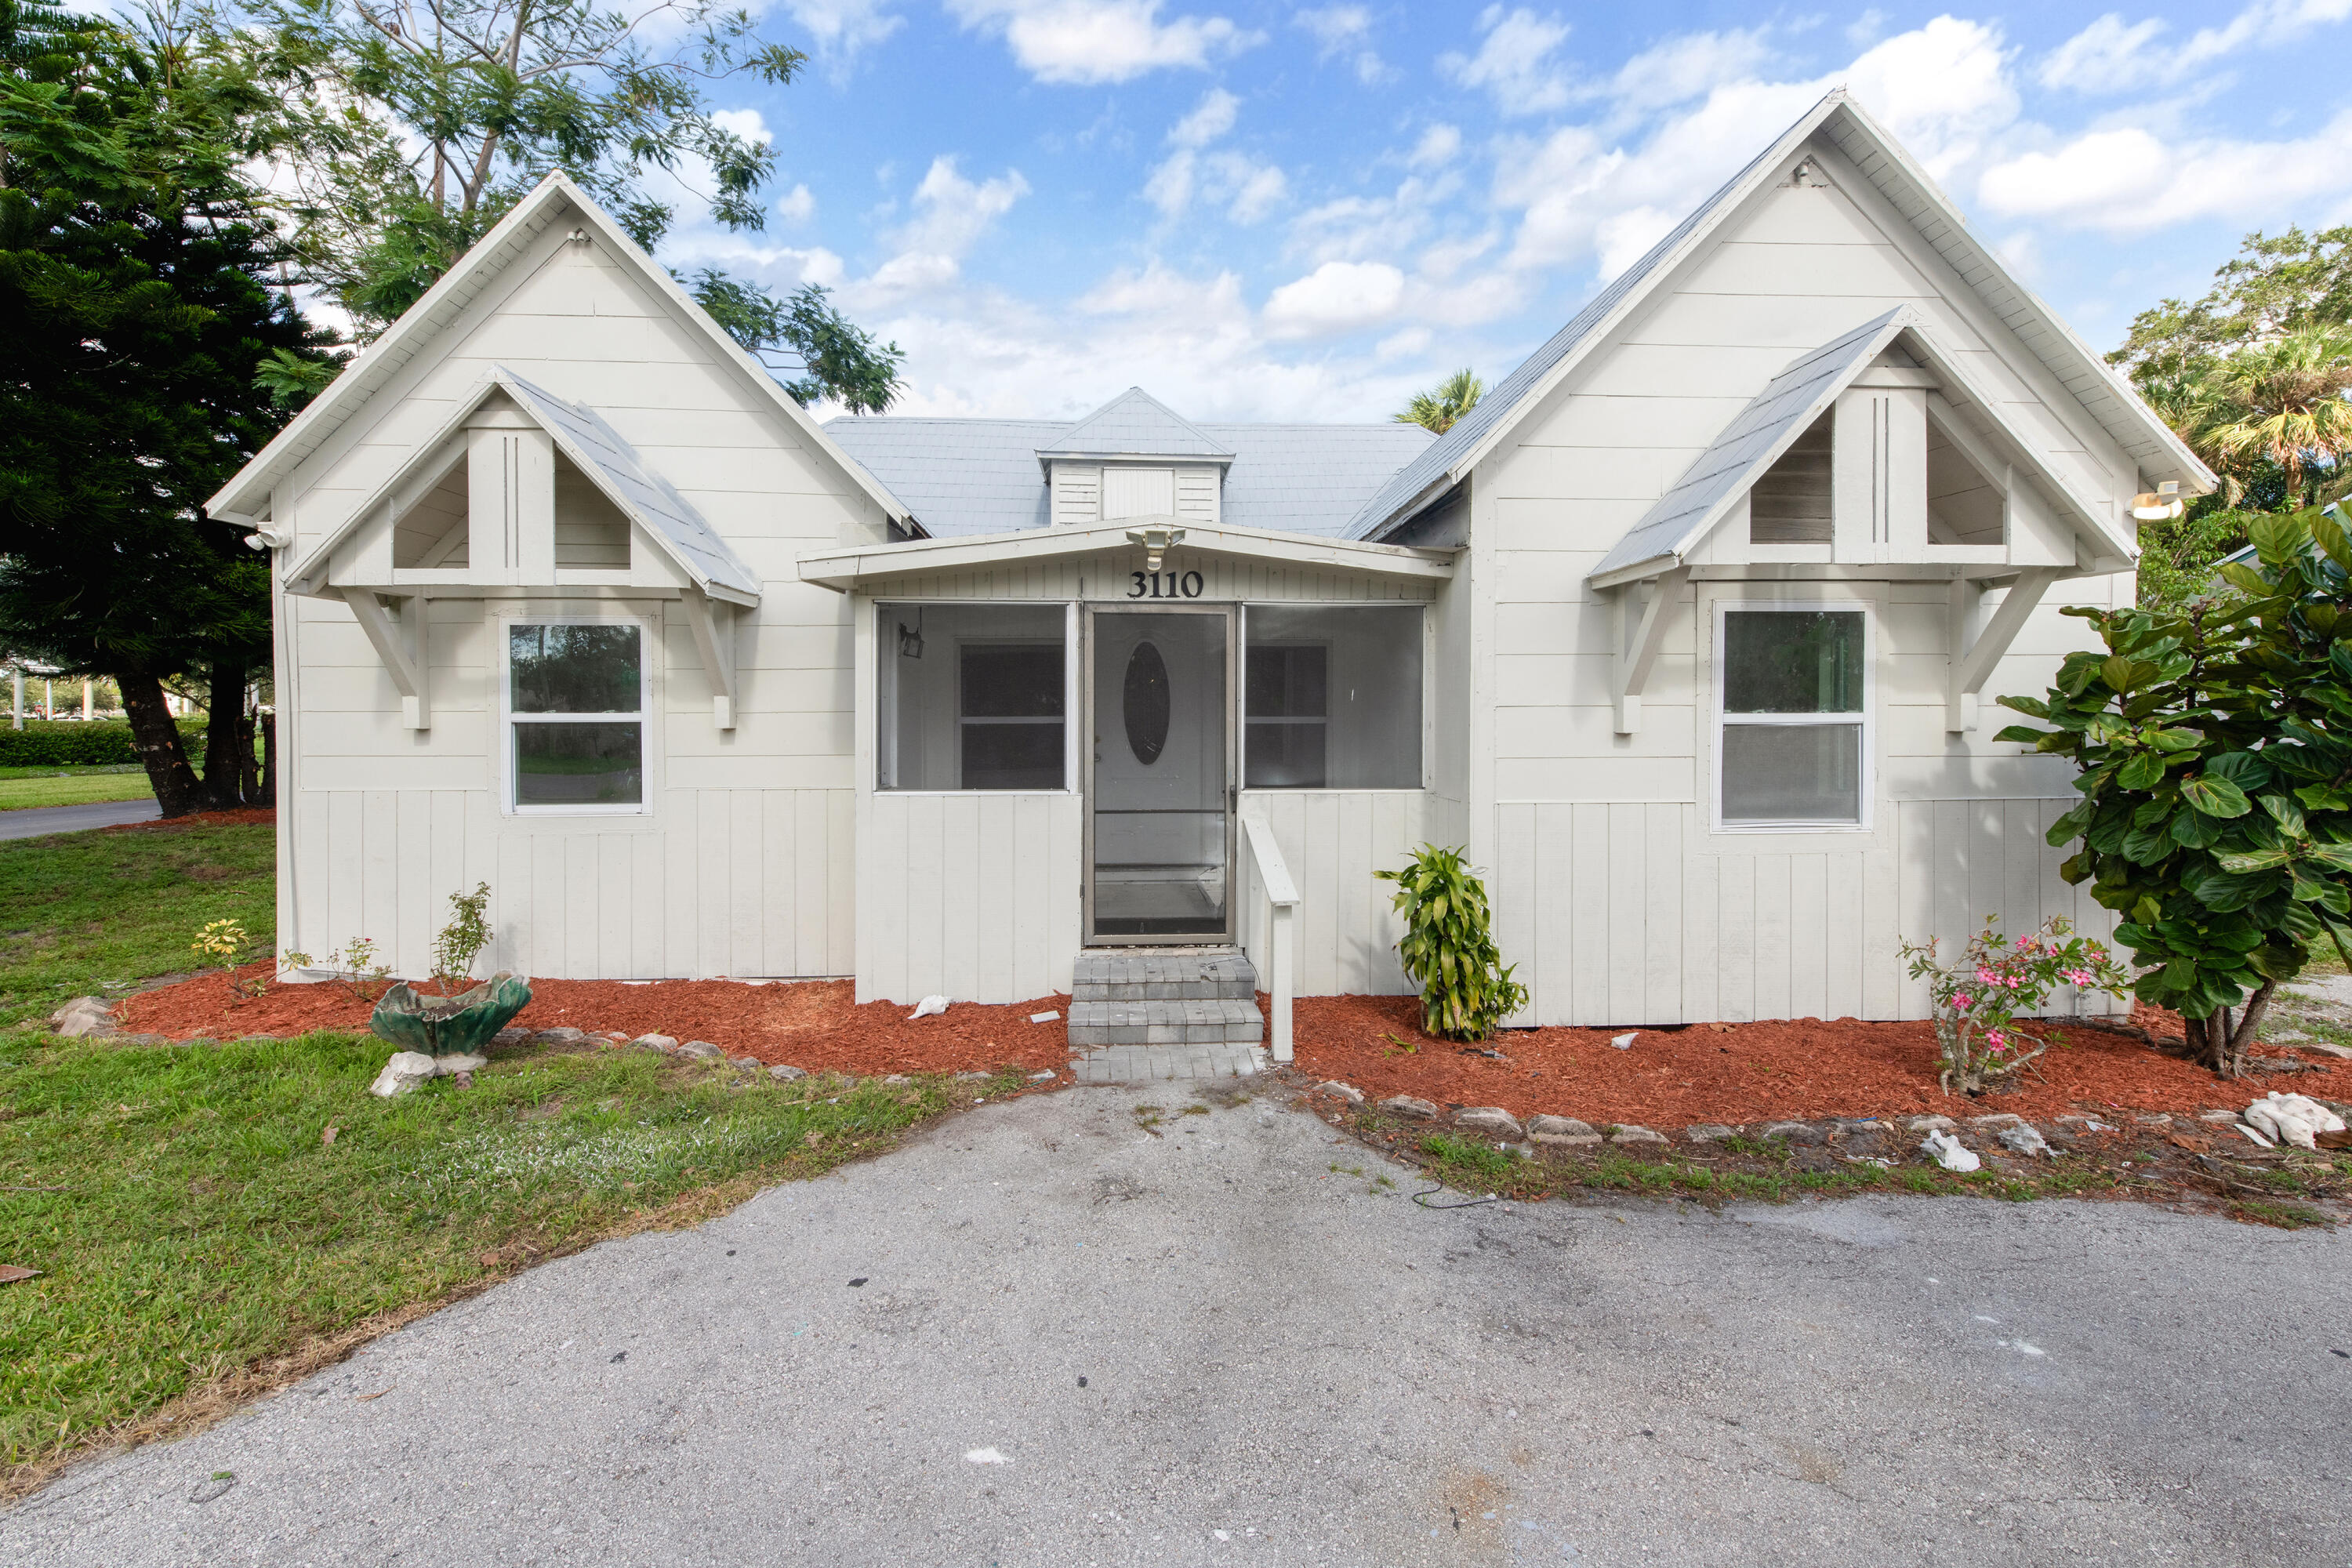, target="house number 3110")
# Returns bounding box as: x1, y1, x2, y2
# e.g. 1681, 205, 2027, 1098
1128, 570, 1204, 598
